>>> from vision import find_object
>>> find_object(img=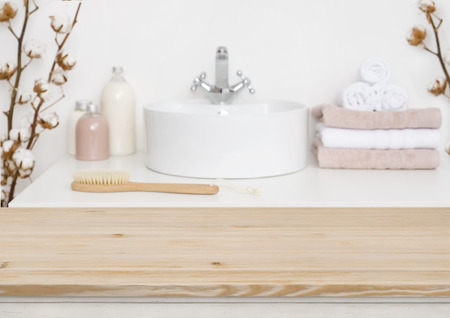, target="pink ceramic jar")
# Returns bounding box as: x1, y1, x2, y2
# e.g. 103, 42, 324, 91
75, 103, 110, 161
